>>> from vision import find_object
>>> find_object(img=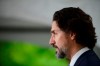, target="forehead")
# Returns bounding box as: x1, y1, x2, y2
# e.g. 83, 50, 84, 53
51, 21, 60, 31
